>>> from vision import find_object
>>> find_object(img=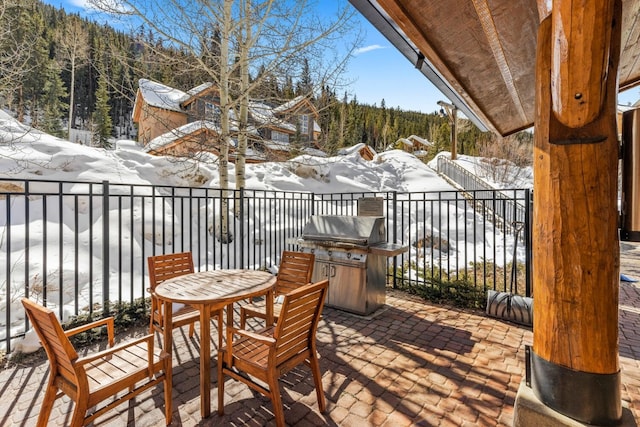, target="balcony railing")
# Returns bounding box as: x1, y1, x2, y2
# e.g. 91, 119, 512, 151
0, 178, 531, 352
